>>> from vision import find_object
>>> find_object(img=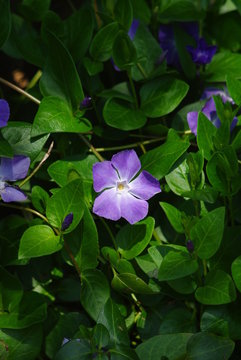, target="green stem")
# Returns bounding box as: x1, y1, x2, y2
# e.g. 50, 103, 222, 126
0, 77, 40, 105
100, 217, 117, 250
202, 259, 207, 277
26, 70, 42, 91
78, 134, 104, 162
228, 195, 234, 227
137, 63, 148, 79
19, 141, 54, 187
94, 137, 165, 152
152, 229, 162, 244
127, 71, 138, 108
